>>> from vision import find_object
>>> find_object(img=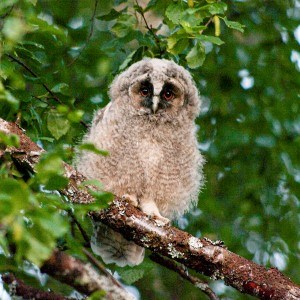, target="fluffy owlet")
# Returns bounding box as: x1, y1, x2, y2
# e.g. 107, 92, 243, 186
76, 58, 204, 266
